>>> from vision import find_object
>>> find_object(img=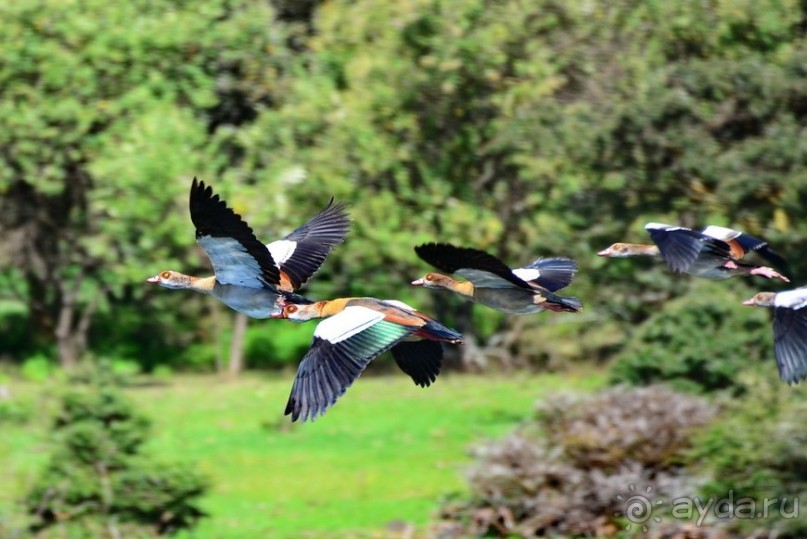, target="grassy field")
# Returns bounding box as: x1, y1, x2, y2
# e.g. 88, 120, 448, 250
1, 370, 605, 538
